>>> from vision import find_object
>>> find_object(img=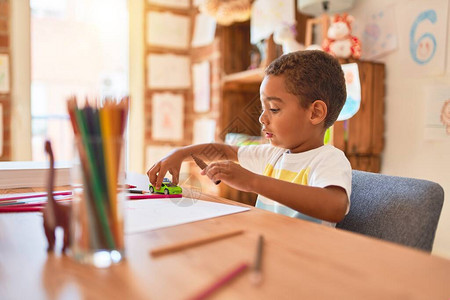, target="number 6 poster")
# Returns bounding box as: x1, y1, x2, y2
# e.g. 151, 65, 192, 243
396, 0, 448, 76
